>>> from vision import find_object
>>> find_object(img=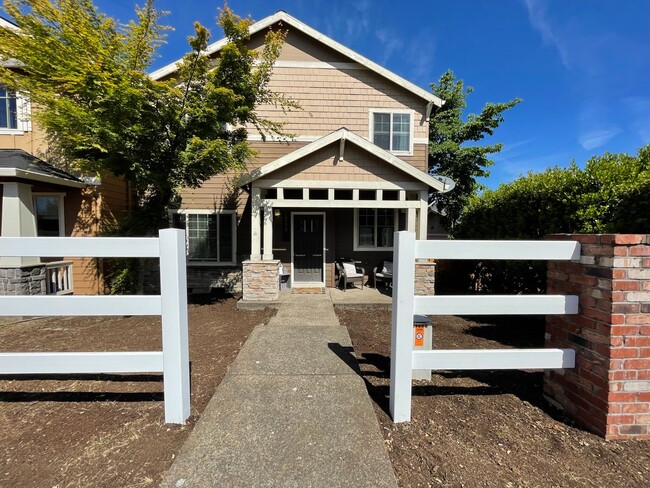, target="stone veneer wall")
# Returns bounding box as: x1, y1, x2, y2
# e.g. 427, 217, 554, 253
141, 259, 242, 295
242, 260, 280, 301
545, 234, 650, 440
0, 265, 47, 296
415, 261, 436, 296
